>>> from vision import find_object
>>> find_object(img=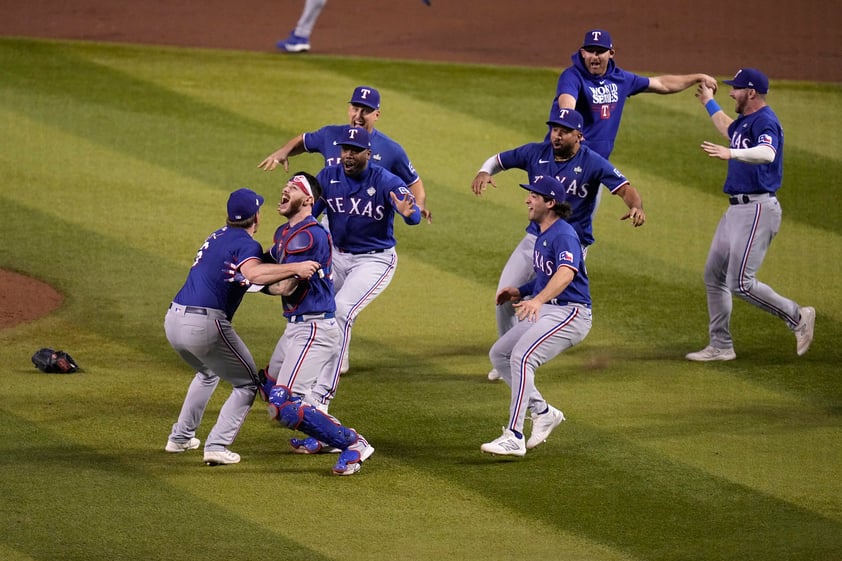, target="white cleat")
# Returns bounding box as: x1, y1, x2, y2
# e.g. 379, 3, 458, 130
794, 306, 816, 356
481, 428, 526, 457
203, 448, 241, 466
165, 437, 200, 453
526, 405, 566, 449
685, 345, 736, 362
487, 368, 501, 381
